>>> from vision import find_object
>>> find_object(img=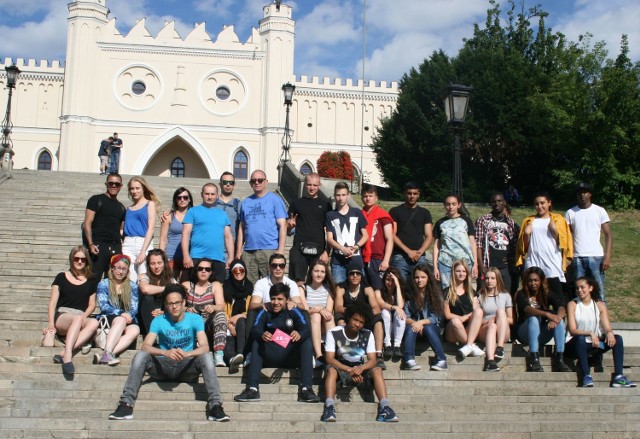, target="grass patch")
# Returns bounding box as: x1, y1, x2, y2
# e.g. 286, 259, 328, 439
373, 199, 638, 322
